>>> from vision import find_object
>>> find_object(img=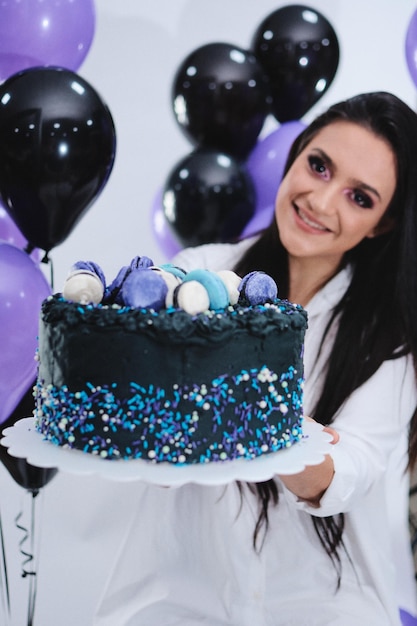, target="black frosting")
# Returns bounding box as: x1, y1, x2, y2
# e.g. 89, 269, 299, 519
35, 295, 308, 464
41, 294, 307, 344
